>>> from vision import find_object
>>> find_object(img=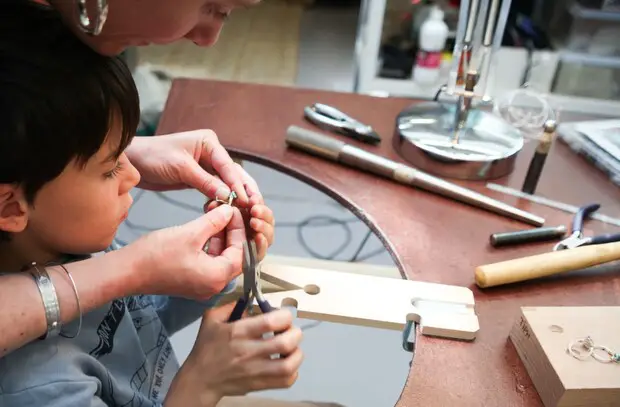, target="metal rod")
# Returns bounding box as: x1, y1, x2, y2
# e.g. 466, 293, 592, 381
457, 0, 481, 86
483, 0, 500, 46
286, 126, 545, 226
490, 225, 566, 247
464, 0, 480, 43
453, 71, 478, 144
485, 183, 620, 228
